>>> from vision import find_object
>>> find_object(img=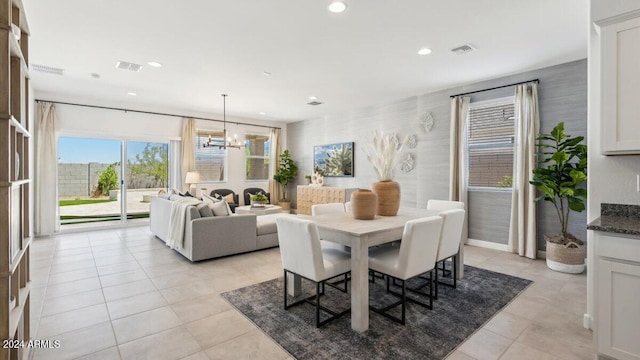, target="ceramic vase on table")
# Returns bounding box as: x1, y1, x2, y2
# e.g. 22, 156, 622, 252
372, 180, 400, 216
350, 189, 377, 220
